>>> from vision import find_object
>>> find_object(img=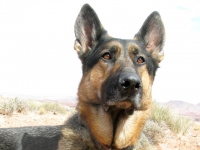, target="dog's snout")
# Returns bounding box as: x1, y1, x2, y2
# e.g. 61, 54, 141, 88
119, 74, 141, 93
